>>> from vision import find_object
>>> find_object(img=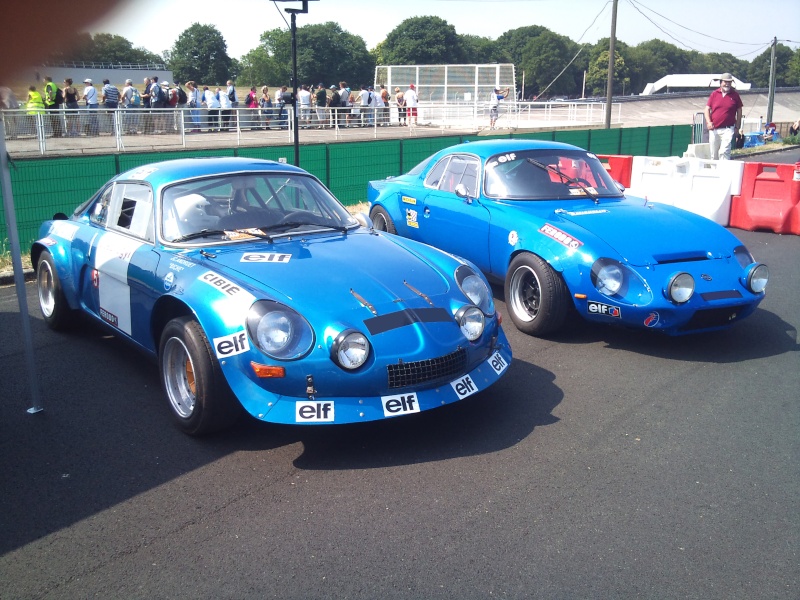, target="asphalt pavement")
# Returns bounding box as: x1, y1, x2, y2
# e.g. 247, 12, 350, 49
1, 227, 798, 599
